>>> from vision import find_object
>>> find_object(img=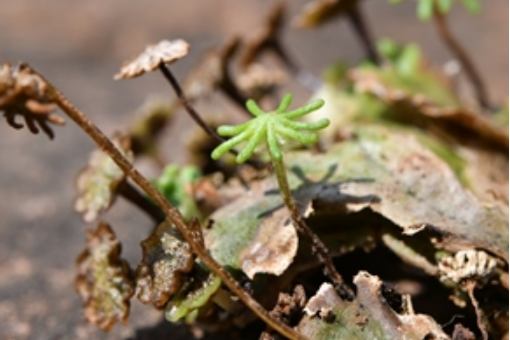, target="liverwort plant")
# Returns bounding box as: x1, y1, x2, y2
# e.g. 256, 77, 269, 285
212, 93, 353, 299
